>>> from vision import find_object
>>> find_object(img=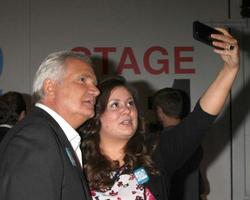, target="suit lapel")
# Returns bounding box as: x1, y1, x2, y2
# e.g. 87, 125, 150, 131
33, 107, 92, 199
